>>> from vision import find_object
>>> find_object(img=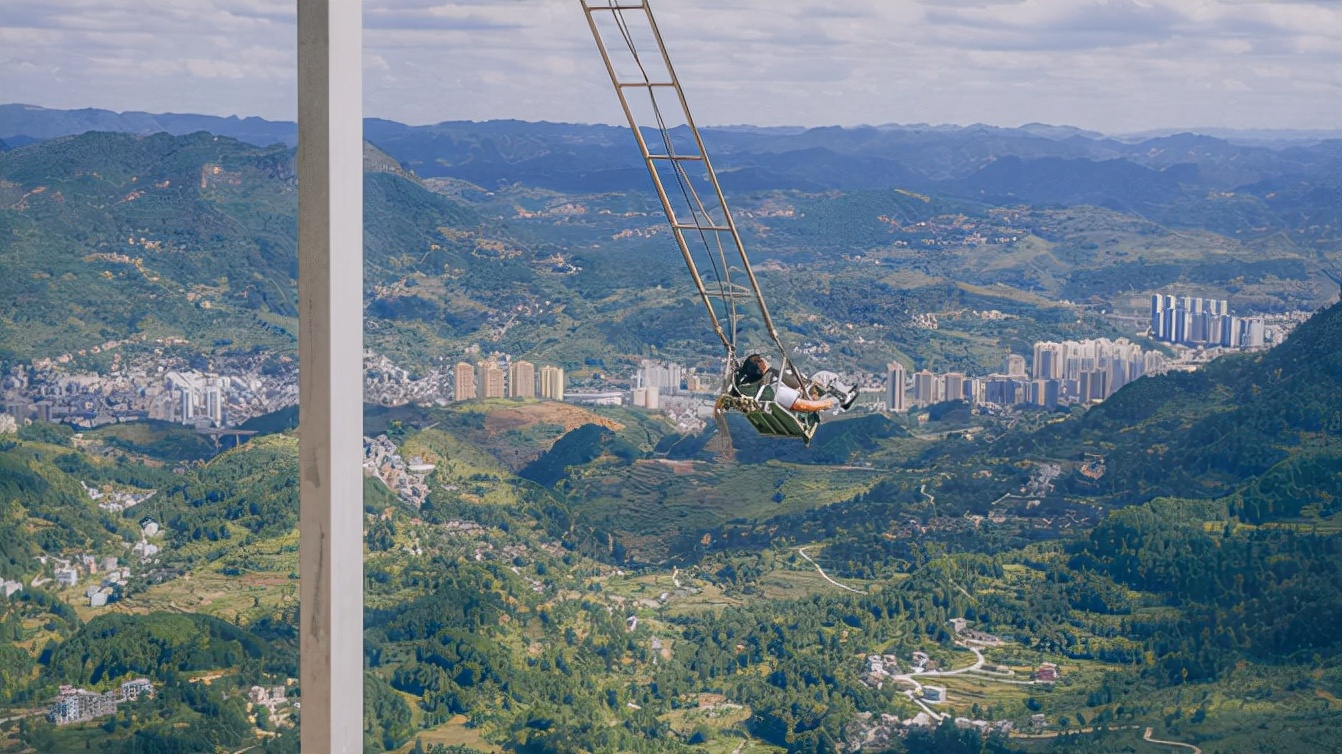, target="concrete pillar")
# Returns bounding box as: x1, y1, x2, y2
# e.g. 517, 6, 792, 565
297, 0, 363, 751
